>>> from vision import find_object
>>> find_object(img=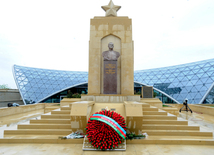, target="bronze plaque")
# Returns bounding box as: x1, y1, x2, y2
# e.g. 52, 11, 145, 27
103, 61, 117, 94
